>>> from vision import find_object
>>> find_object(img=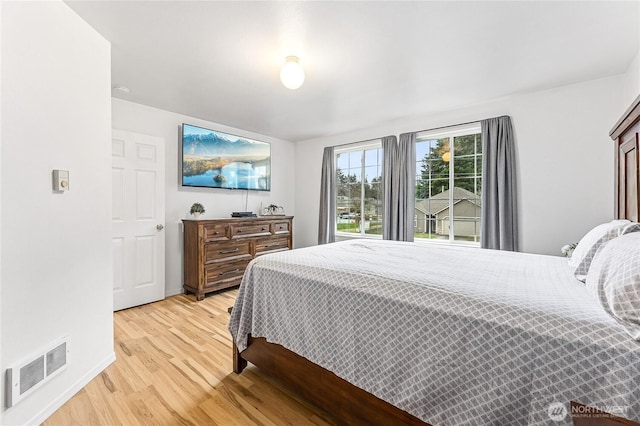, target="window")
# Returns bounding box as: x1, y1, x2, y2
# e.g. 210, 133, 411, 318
335, 142, 383, 236
415, 124, 482, 244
